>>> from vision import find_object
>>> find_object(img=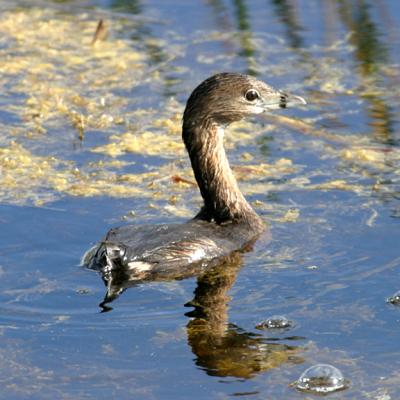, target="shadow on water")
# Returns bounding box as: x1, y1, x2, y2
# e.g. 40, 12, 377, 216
270, 0, 304, 50
205, 0, 259, 77
206, 0, 234, 33
93, 250, 304, 378
231, 0, 257, 76
336, 0, 395, 145
205, 0, 258, 76
268, 0, 397, 145
108, 0, 142, 15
